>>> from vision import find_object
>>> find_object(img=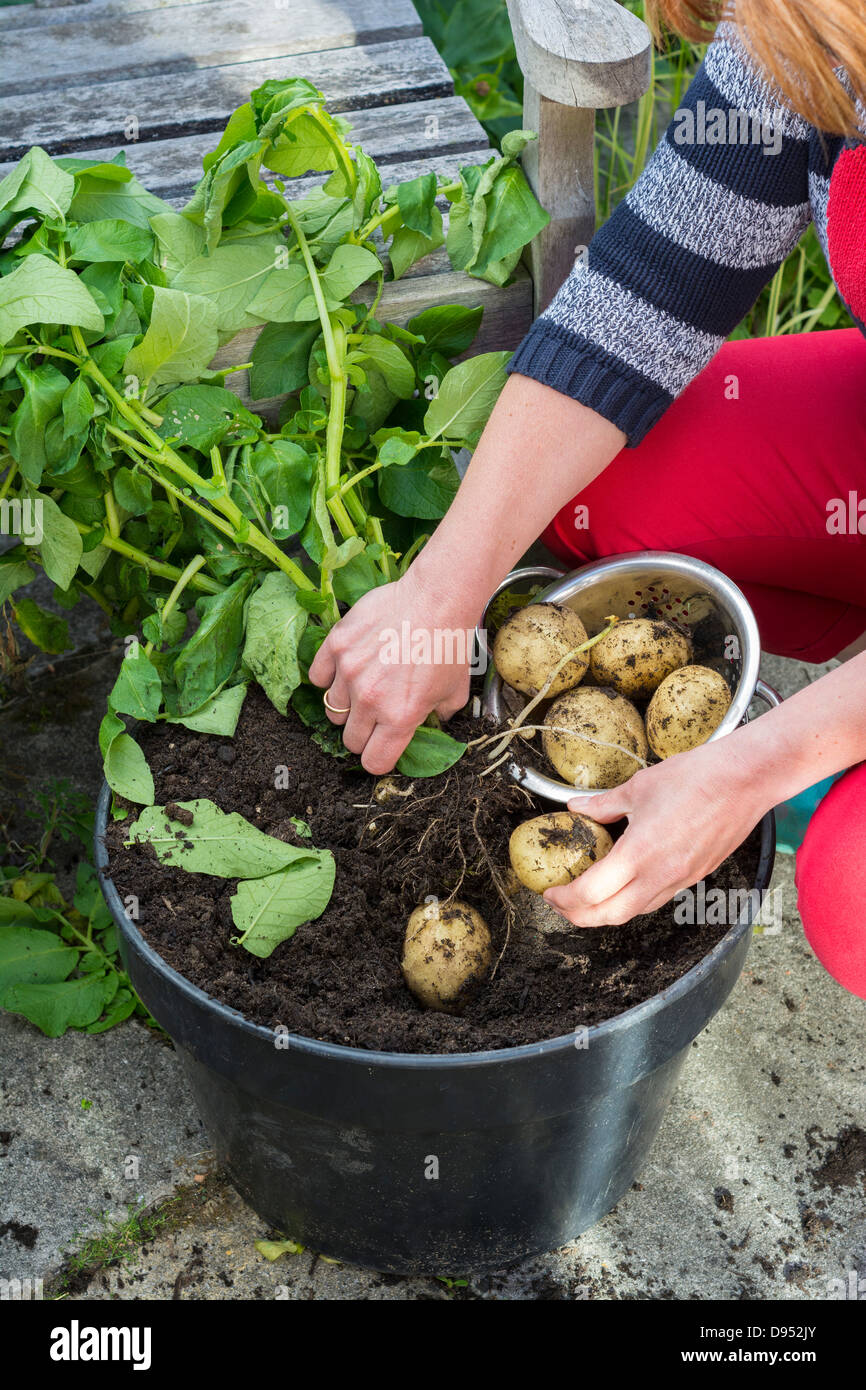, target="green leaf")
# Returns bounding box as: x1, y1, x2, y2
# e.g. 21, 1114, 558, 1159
407, 303, 483, 356
318, 244, 381, 301
0, 147, 74, 227
352, 334, 415, 398
155, 384, 258, 452
69, 171, 171, 229
35, 493, 83, 589
245, 262, 311, 323
263, 113, 339, 177
166, 683, 247, 736
230, 853, 336, 958
0, 255, 104, 346
113, 465, 152, 514
173, 573, 253, 715
126, 799, 318, 878
67, 218, 154, 265
395, 171, 438, 237
12, 597, 71, 654
171, 240, 286, 335
0, 926, 77, 988
388, 206, 444, 280
378, 453, 459, 520
248, 319, 319, 399
1, 972, 113, 1037
61, 376, 95, 438
0, 556, 35, 607
8, 361, 69, 484
423, 350, 511, 445
242, 572, 308, 715
247, 438, 313, 535
123, 285, 219, 390
396, 725, 467, 777
104, 732, 155, 805
109, 647, 162, 721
